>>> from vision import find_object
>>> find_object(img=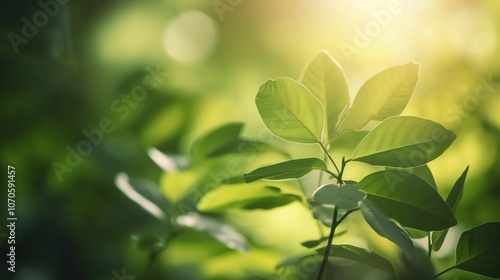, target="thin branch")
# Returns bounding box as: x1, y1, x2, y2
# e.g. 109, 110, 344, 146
317, 207, 338, 280
427, 234, 433, 260
319, 143, 341, 176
